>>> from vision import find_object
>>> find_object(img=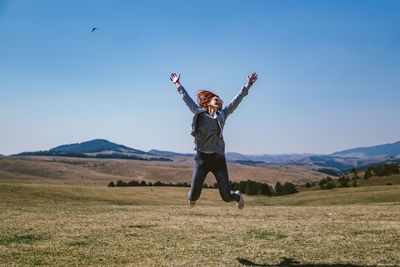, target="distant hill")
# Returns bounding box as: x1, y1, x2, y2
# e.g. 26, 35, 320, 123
149, 142, 400, 170
225, 152, 313, 164
331, 141, 400, 158
299, 154, 400, 172
11, 138, 400, 171
304, 141, 400, 171
148, 149, 195, 157
148, 150, 314, 165
14, 139, 171, 162
50, 139, 147, 154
